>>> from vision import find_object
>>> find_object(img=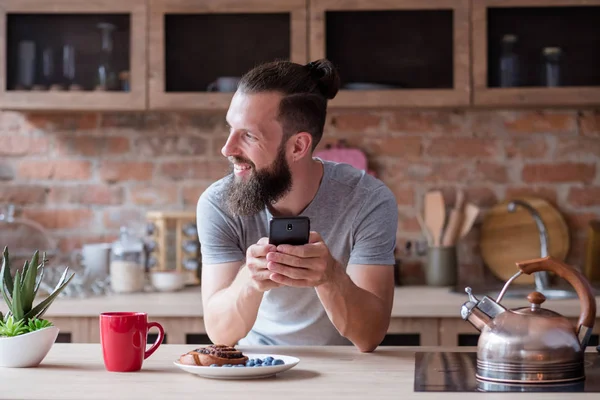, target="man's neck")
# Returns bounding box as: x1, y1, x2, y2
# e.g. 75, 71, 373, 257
269, 158, 324, 217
